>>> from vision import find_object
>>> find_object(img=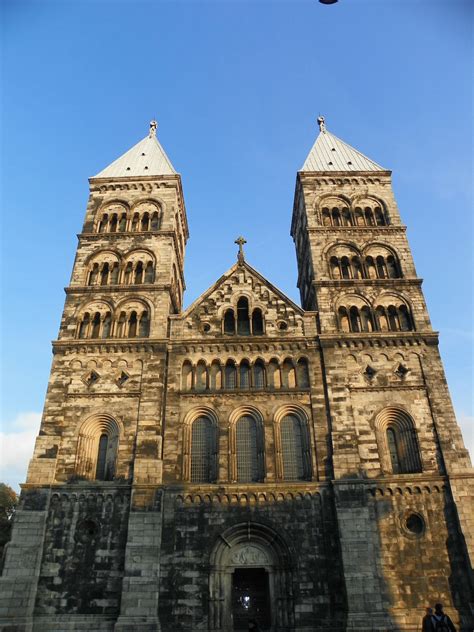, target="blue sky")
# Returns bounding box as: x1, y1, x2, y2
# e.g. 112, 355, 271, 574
1, 0, 473, 489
